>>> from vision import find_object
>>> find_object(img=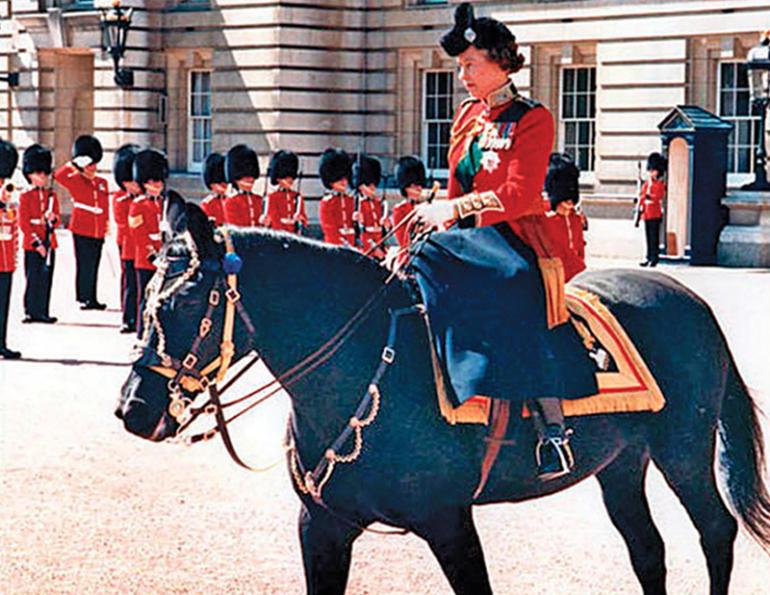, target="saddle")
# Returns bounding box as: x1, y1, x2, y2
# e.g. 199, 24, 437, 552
430, 286, 665, 426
